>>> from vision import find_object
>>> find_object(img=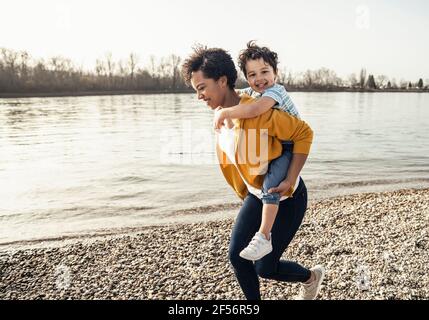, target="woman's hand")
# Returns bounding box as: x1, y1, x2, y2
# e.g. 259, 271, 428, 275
213, 107, 228, 130
268, 180, 293, 197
